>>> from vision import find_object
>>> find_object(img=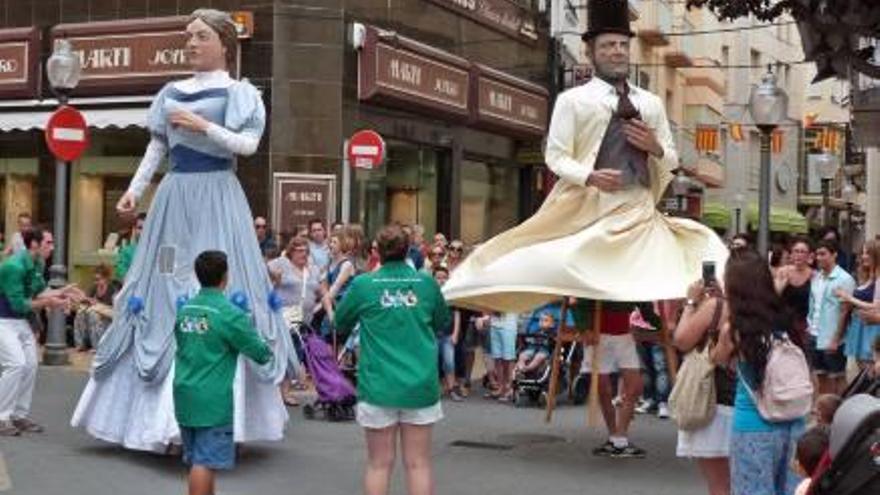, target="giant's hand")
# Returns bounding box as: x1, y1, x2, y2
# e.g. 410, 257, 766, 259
169, 108, 211, 134
117, 191, 137, 217
623, 119, 664, 158
586, 169, 623, 192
